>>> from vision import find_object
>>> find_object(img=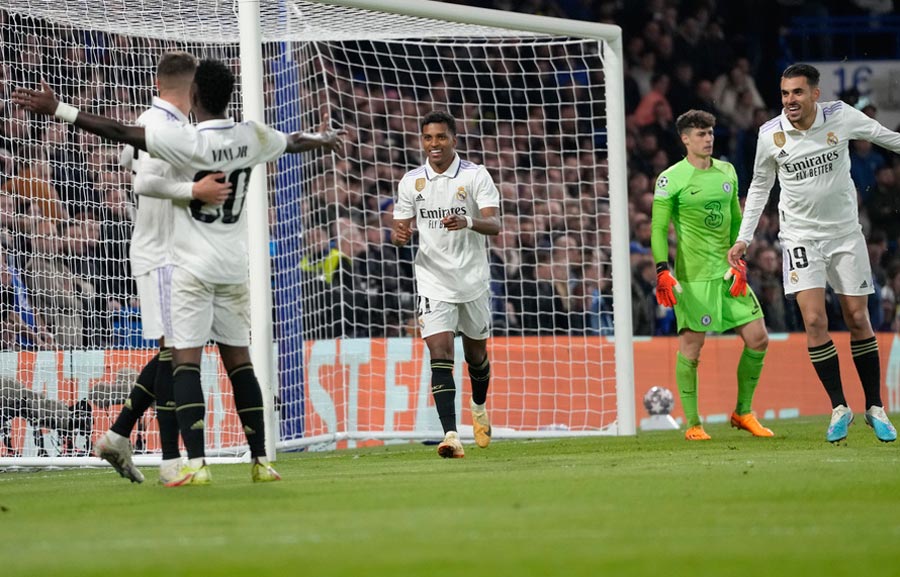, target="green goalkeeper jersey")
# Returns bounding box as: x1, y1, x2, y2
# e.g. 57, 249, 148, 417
651, 157, 741, 282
